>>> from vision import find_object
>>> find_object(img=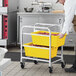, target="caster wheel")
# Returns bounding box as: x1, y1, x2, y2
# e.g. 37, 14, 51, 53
61, 62, 66, 68
49, 67, 53, 73
34, 60, 38, 64
21, 62, 25, 69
